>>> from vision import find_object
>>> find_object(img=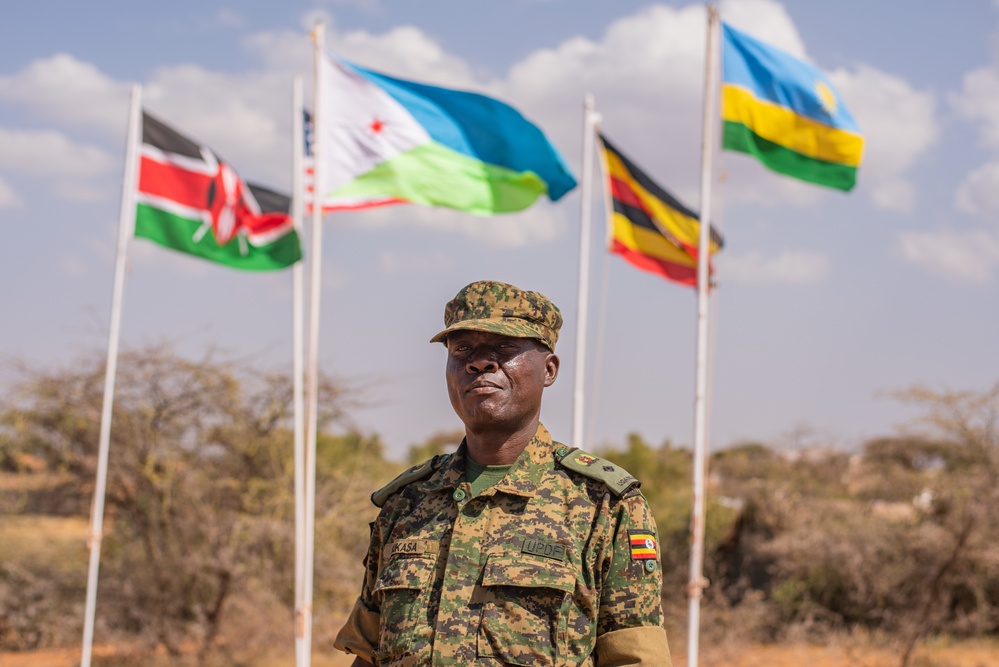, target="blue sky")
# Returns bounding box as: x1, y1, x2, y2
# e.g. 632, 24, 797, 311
3, 0, 999, 459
